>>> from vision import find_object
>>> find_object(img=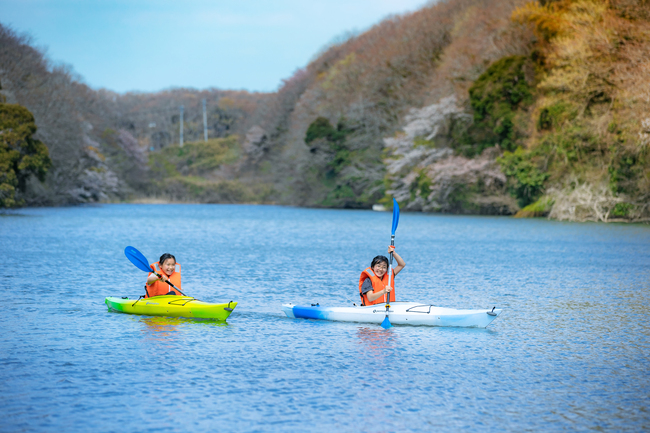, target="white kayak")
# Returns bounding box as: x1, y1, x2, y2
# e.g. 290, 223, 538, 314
281, 301, 502, 328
